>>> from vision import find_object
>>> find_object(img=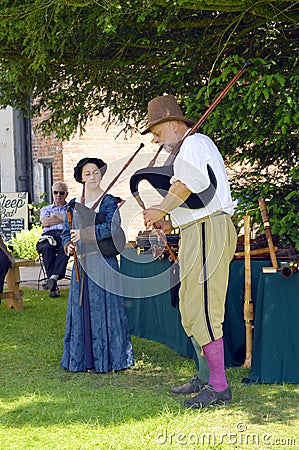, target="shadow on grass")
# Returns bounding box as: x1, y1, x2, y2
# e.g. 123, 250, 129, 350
0, 288, 298, 430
